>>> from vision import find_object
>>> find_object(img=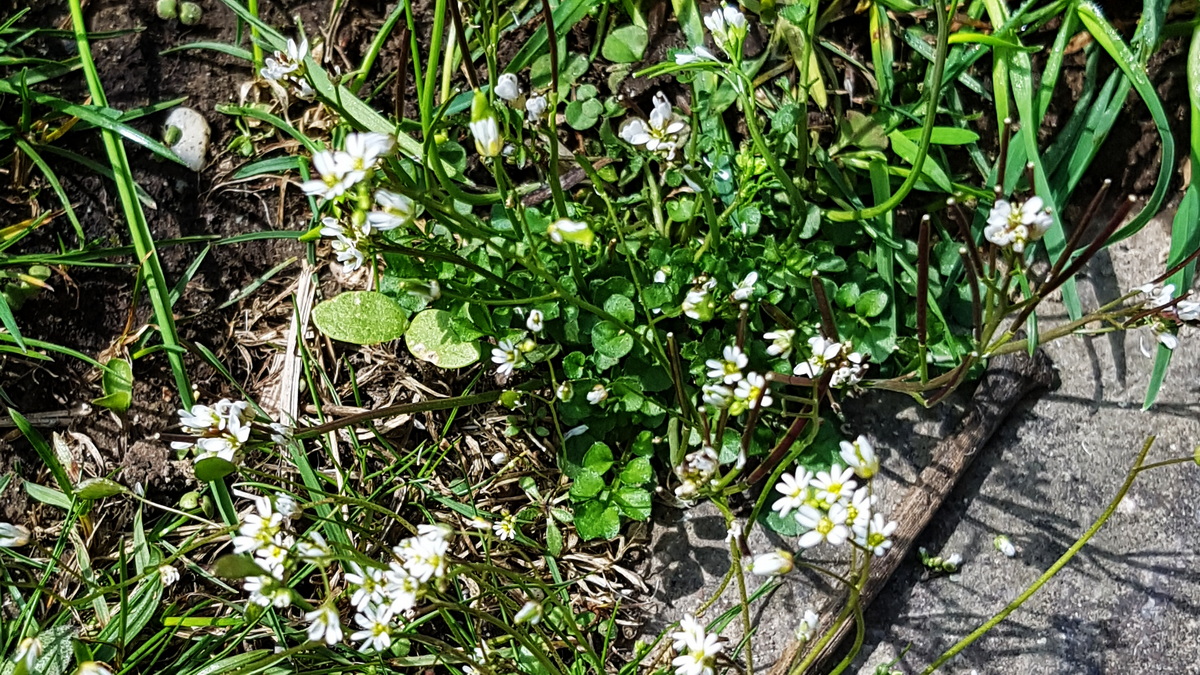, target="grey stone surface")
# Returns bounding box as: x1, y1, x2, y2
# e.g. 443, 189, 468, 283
644, 217, 1200, 674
